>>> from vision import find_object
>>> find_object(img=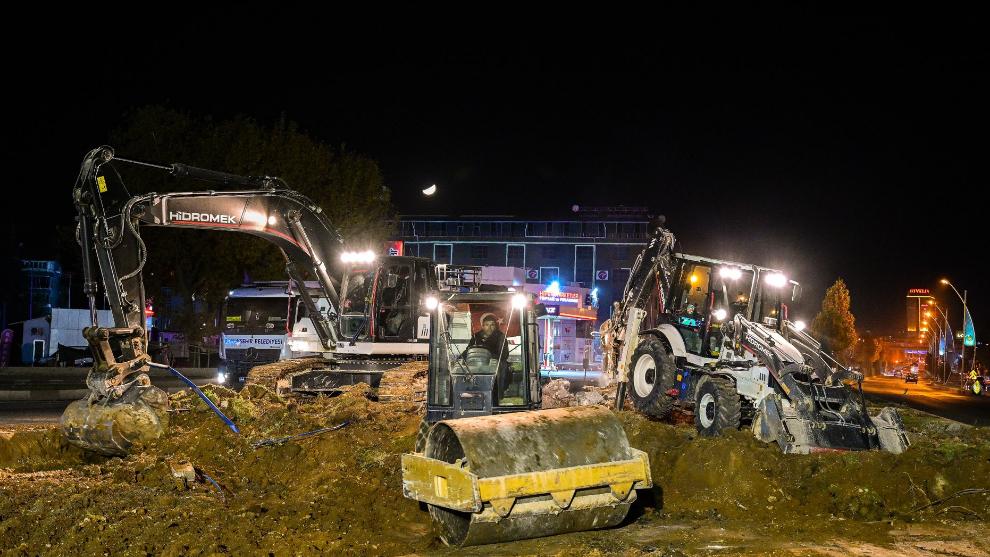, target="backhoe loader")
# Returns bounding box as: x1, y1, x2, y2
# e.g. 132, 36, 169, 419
601, 220, 909, 453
